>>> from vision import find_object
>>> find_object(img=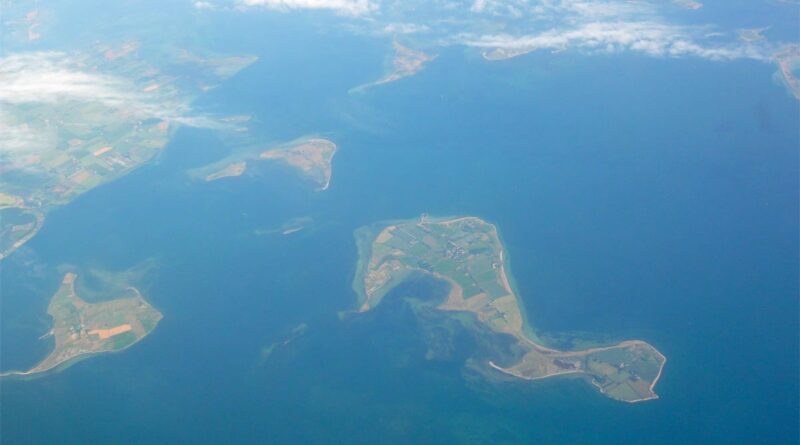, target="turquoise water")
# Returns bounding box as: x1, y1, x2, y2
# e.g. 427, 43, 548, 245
1, 20, 798, 444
